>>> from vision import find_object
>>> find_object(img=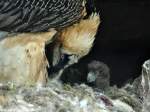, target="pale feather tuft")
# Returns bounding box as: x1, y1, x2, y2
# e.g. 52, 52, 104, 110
60, 13, 100, 57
